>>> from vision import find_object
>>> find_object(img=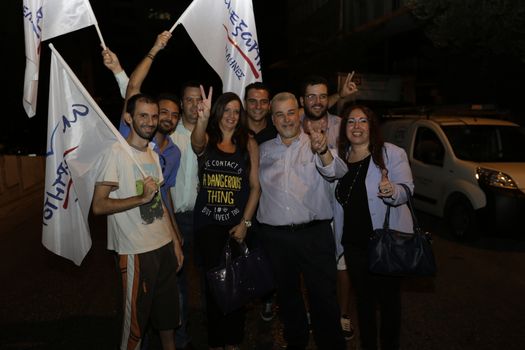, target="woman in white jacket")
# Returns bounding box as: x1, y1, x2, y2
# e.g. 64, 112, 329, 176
335, 104, 414, 350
